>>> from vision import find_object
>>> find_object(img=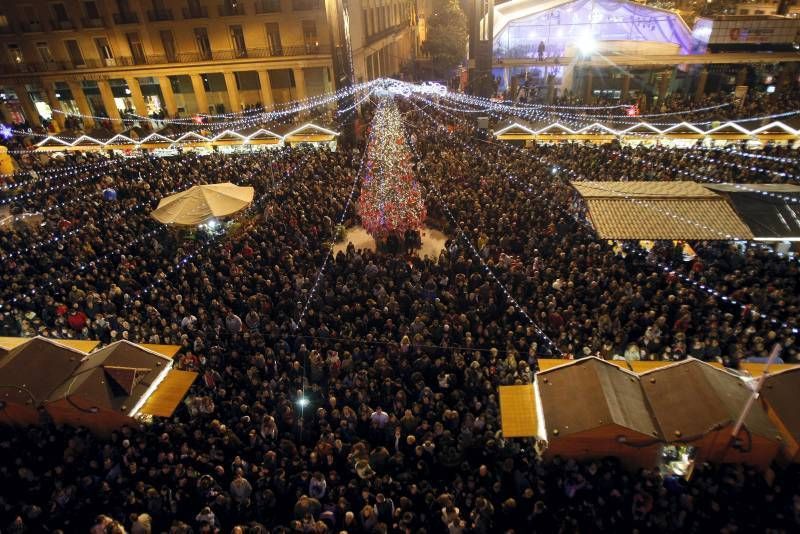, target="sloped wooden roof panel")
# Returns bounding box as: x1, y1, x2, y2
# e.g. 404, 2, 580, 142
641, 359, 778, 442
572, 181, 717, 198
584, 198, 753, 240
761, 368, 800, 444
538, 357, 660, 439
